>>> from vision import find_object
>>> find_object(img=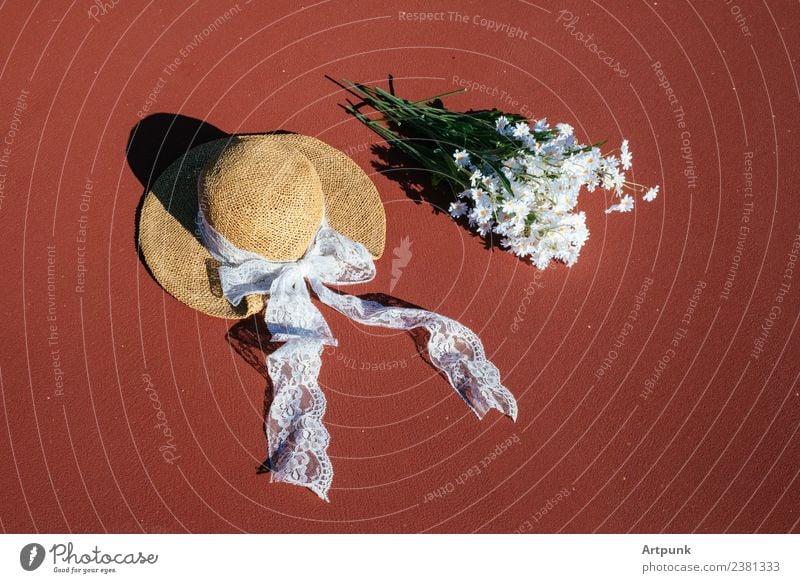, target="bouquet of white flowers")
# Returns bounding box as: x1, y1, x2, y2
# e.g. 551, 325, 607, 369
338, 79, 658, 269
